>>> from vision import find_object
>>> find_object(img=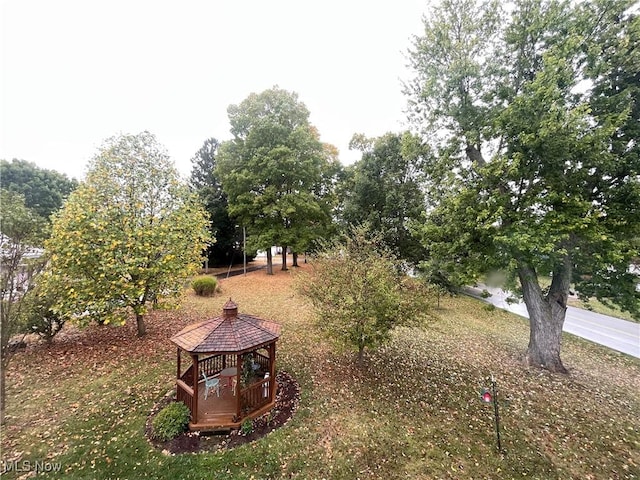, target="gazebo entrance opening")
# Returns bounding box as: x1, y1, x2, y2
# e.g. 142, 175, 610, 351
171, 299, 281, 430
